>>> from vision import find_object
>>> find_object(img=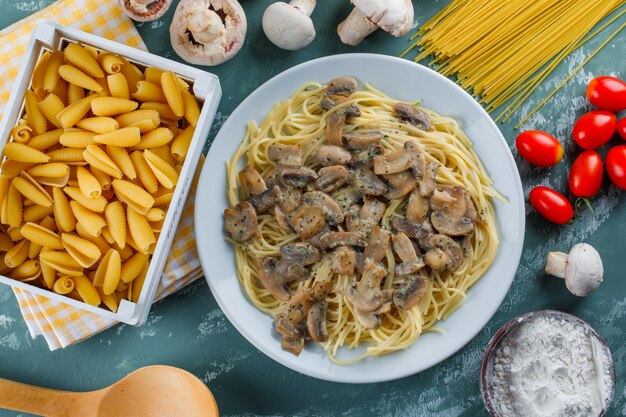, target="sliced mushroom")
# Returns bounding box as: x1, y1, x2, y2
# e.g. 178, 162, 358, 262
281, 337, 305, 356
333, 188, 363, 213
249, 185, 280, 214
383, 170, 418, 200
349, 144, 384, 168
224, 201, 257, 241
274, 205, 293, 233
302, 191, 344, 225
277, 186, 301, 213
315, 165, 349, 193
239, 165, 267, 196
325, 112, 347, 146
420, 162, 438, 197
392, 232, 425, 276
120, 0, 173, 22
373, 149, 415, 175
430, 186, 476, 236
263, 166, 281, 187
316, 145, 352, 166
343, 130, 384, 151
325, 77, 358, 97
307, 300, 329, 342
268, 144, 302, 167
320, 95, 361, 117
360, 197, 387, 224
281, 241, 321, 266
345, 258, 394, 329
393, 272, 429, 310
290, 205, 326, 239
169, 0, 247, 66
349, 167, 388, 196
320, 232, 366, 251
332, 246, 357, 275
394, 103, 432, 131
363, 225, 391, 263
307, 225, 331, 249
280, 167, 318, 188
404, 140, 426, 178
424, 234, 464, 272
390, 214, 428, 240
406, 188, 429, 223
259, 256, 310, 301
